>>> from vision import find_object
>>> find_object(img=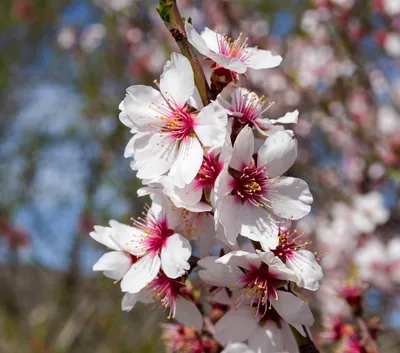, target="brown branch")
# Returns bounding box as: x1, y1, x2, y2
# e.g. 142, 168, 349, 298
159, 1, 210, 106
290, 325, 322, 353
